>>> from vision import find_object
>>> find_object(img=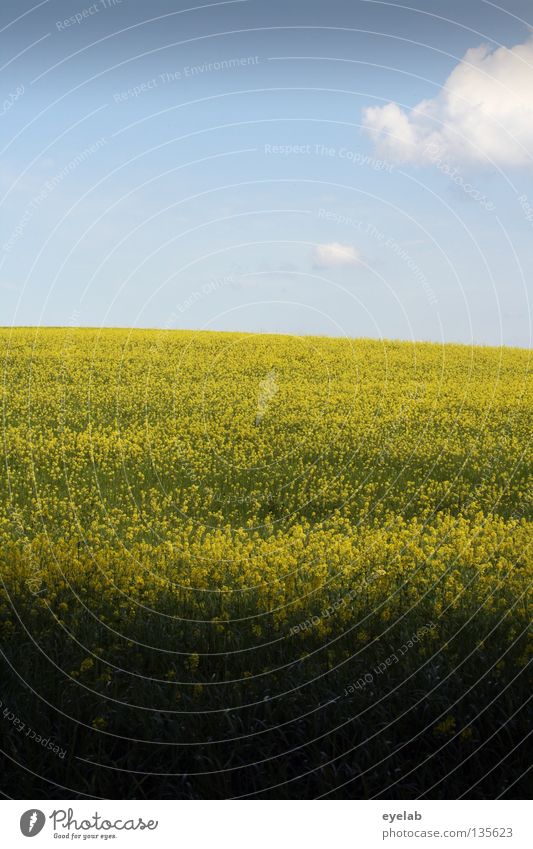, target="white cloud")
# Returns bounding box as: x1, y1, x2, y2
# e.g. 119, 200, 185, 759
313, 242, 361, 268
363, 34, 533, 167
